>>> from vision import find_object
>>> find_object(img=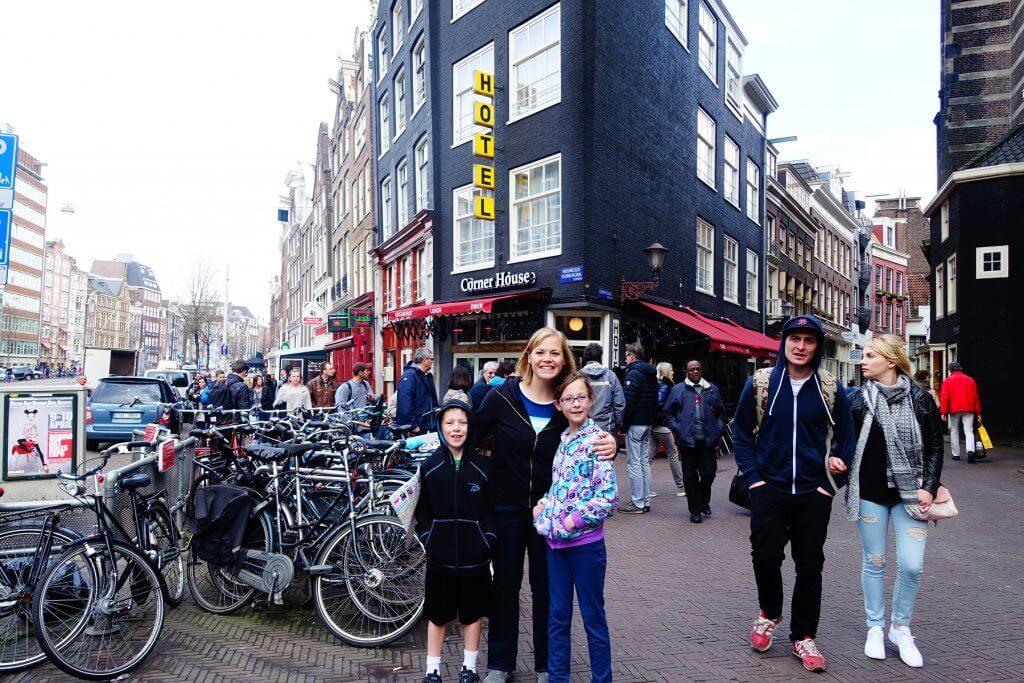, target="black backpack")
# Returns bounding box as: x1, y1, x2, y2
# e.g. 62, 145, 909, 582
186, 484, 256, 567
